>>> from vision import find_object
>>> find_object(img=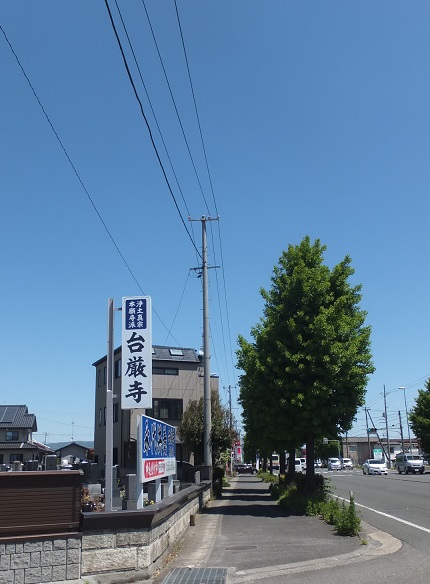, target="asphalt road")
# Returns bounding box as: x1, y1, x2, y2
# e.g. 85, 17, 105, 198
299, 467, 430, 584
